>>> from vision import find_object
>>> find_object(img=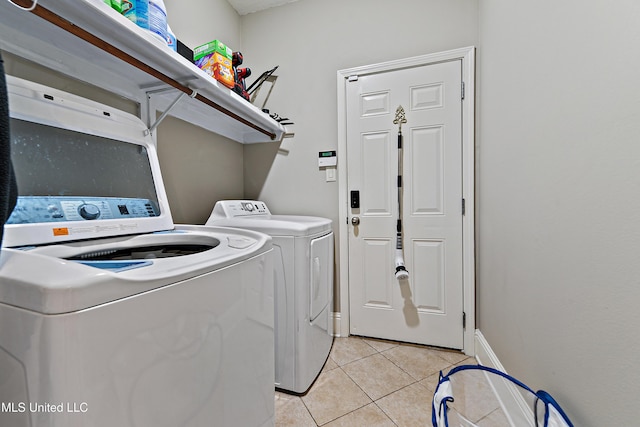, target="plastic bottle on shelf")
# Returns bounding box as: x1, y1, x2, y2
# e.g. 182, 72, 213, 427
167, 25, 177, 51
123, 0, 149, 30
148, 0, 168, 45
